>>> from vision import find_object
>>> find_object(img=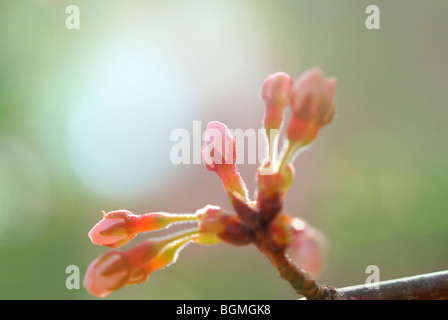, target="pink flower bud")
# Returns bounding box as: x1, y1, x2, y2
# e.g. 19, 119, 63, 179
270, 215, 327, 276
202, 121, 237, 171
287, 218, 327, 277
261, 72, 294, 161
83, 251, 129, 298
84, 236, 189, 298
202, 121, 248, 202
88, 210, 137, 248
261, 72, 294, 106
89, 210, 198, 248
287, 68, 337, 144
